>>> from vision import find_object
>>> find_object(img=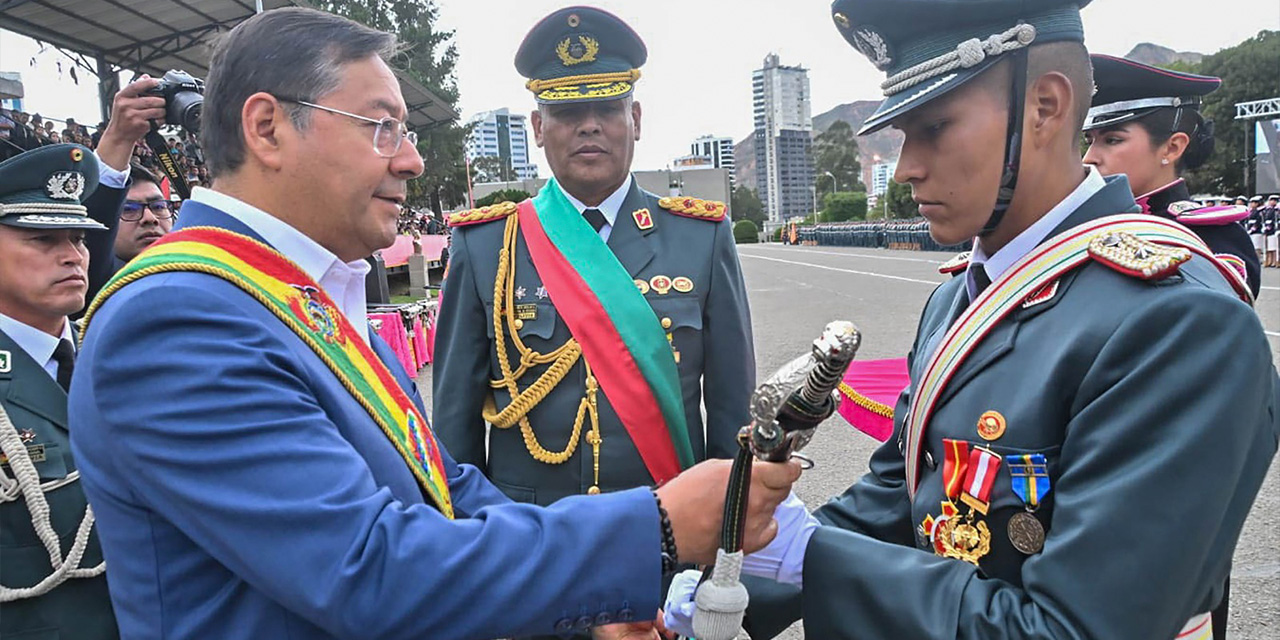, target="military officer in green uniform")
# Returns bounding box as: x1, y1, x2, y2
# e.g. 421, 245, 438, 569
434, 6, 754, 511
0, 144, 117, 638
663, 1, 1280, 638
